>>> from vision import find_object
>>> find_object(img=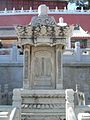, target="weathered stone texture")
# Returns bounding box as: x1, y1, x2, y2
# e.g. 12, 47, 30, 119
0, 63, 90, 104
63, 64, 90, 104
0, 63, 23, 91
